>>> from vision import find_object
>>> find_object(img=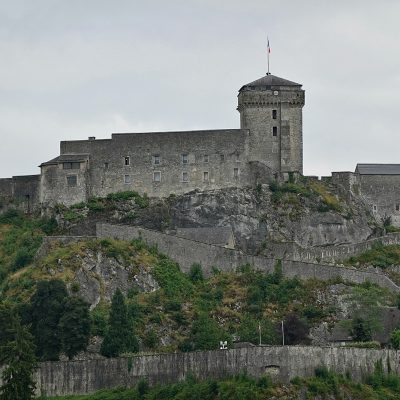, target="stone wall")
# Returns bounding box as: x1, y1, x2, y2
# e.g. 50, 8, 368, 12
12, 346, 400, 396
0, 175, 40, 212
96, 223, 399, 292
58, 129, 251, 201
271, 232, 400, 264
